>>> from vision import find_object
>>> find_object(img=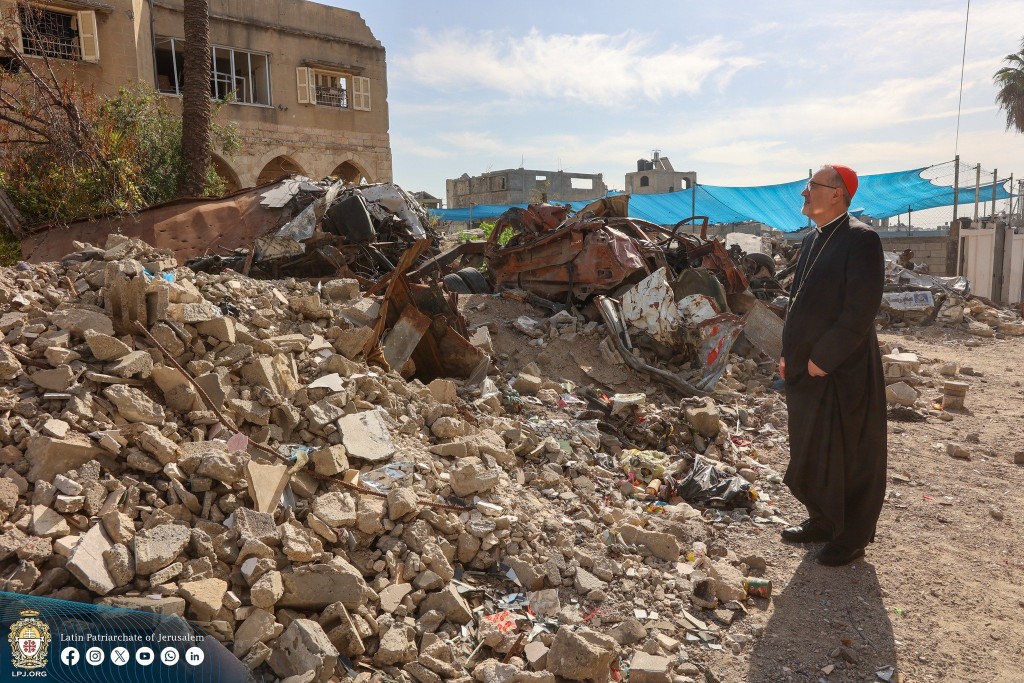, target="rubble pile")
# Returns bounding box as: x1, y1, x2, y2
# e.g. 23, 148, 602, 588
0, 234, 801, 683
873, 251, 1024, 333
